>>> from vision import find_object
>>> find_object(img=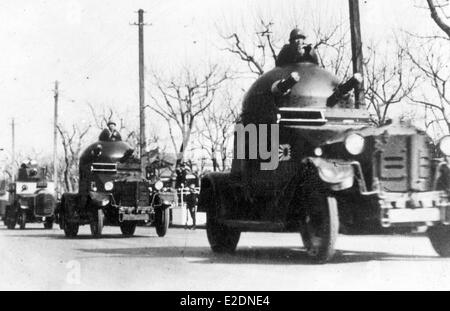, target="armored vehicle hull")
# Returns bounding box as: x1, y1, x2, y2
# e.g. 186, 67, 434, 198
3, 165, 57, 230
57, 140, 174, 238
198, 62, 450, 263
